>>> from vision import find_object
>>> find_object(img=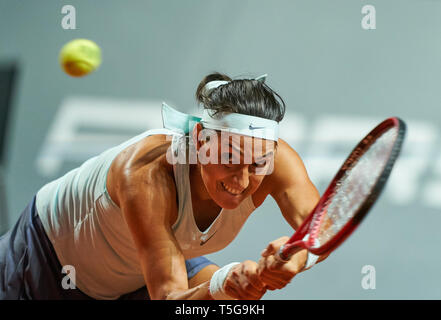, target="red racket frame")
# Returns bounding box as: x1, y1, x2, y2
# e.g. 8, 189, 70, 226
279, 117, 406, 260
